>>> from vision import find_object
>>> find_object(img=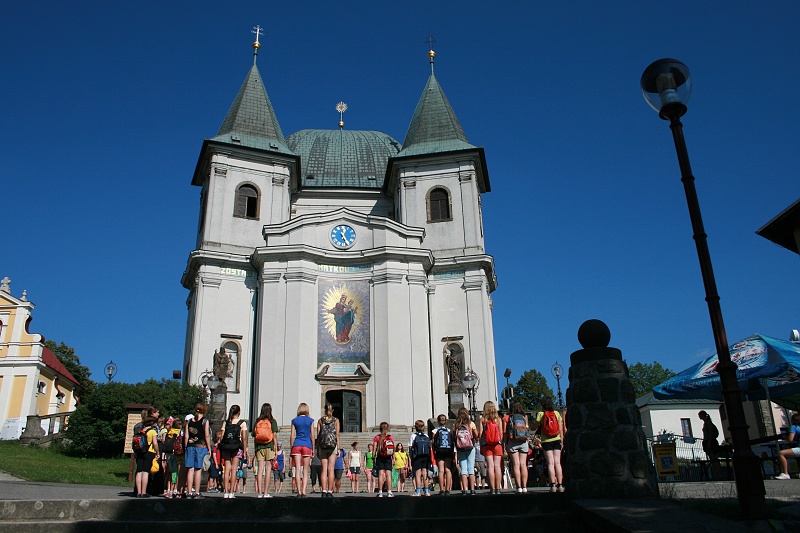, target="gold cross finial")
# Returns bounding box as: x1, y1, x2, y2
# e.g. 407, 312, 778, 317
252, 25, 263, 63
